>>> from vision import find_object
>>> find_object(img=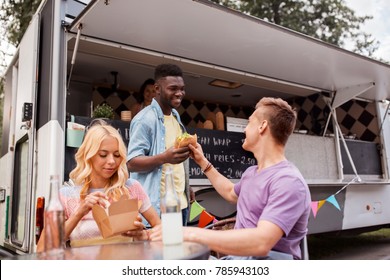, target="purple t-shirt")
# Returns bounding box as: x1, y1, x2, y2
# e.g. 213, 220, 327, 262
234, 160, 311, 259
